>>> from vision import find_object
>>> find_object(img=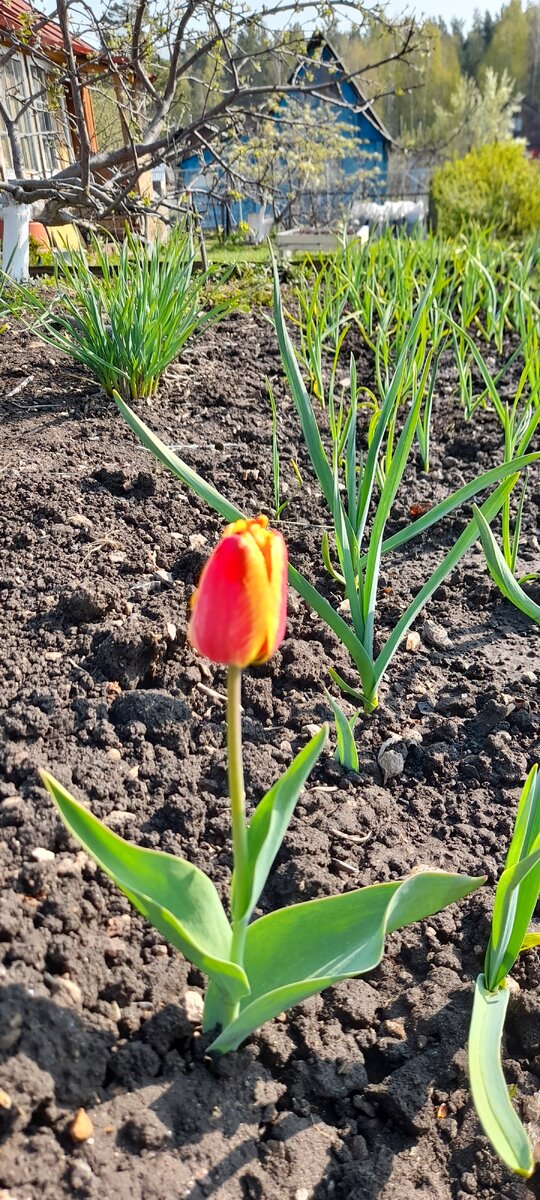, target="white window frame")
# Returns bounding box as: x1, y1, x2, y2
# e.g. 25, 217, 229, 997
0, 49, 73, 179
